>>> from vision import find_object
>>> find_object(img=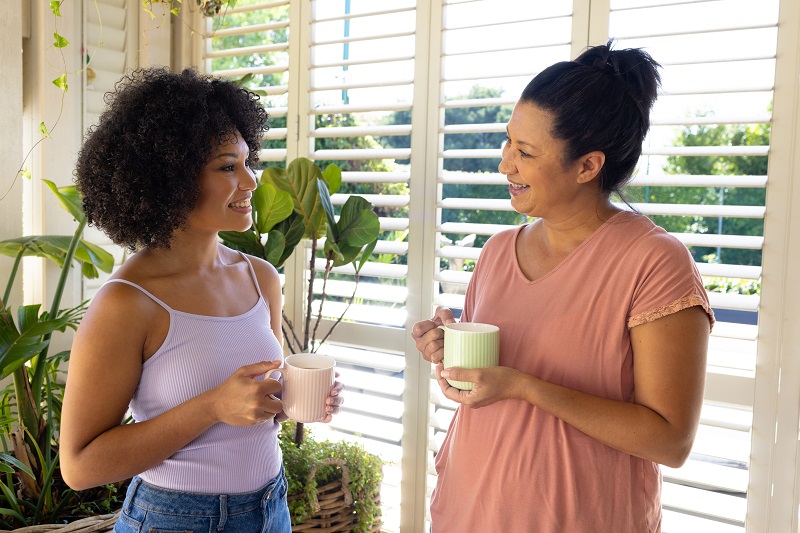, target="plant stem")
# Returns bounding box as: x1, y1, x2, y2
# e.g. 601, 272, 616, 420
316, 274, 359, 348
294, 422, 305, 447
303, 236, 317, 352
12, 367, 39, 446
2, 248, 25, 307
310, 258, 333, 353
31, 218, 86, 406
